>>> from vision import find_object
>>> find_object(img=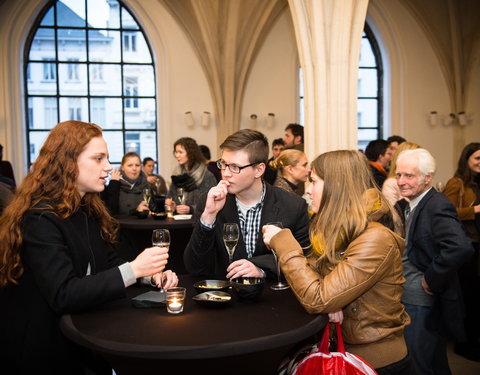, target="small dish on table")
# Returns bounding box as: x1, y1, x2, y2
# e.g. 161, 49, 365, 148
193, 279, 231, 293
192, 291, 232, 308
